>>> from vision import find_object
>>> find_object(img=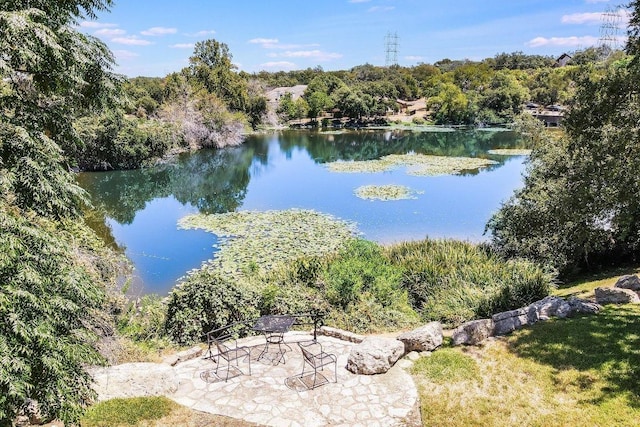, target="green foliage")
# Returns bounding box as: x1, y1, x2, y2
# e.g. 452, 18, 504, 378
320, 240, 418, 332
164, 270, 259, 344
427, 82, 471, 125
0, 1, 123, 424
386, 239, 553, 326
0, 206, 110, 424
81, 396, 174, 427
117, 295, 167, 343
411, 348, 480, 384
188, 39, 247, 111
73, 112, 180, 170
489, 15, 640, 278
